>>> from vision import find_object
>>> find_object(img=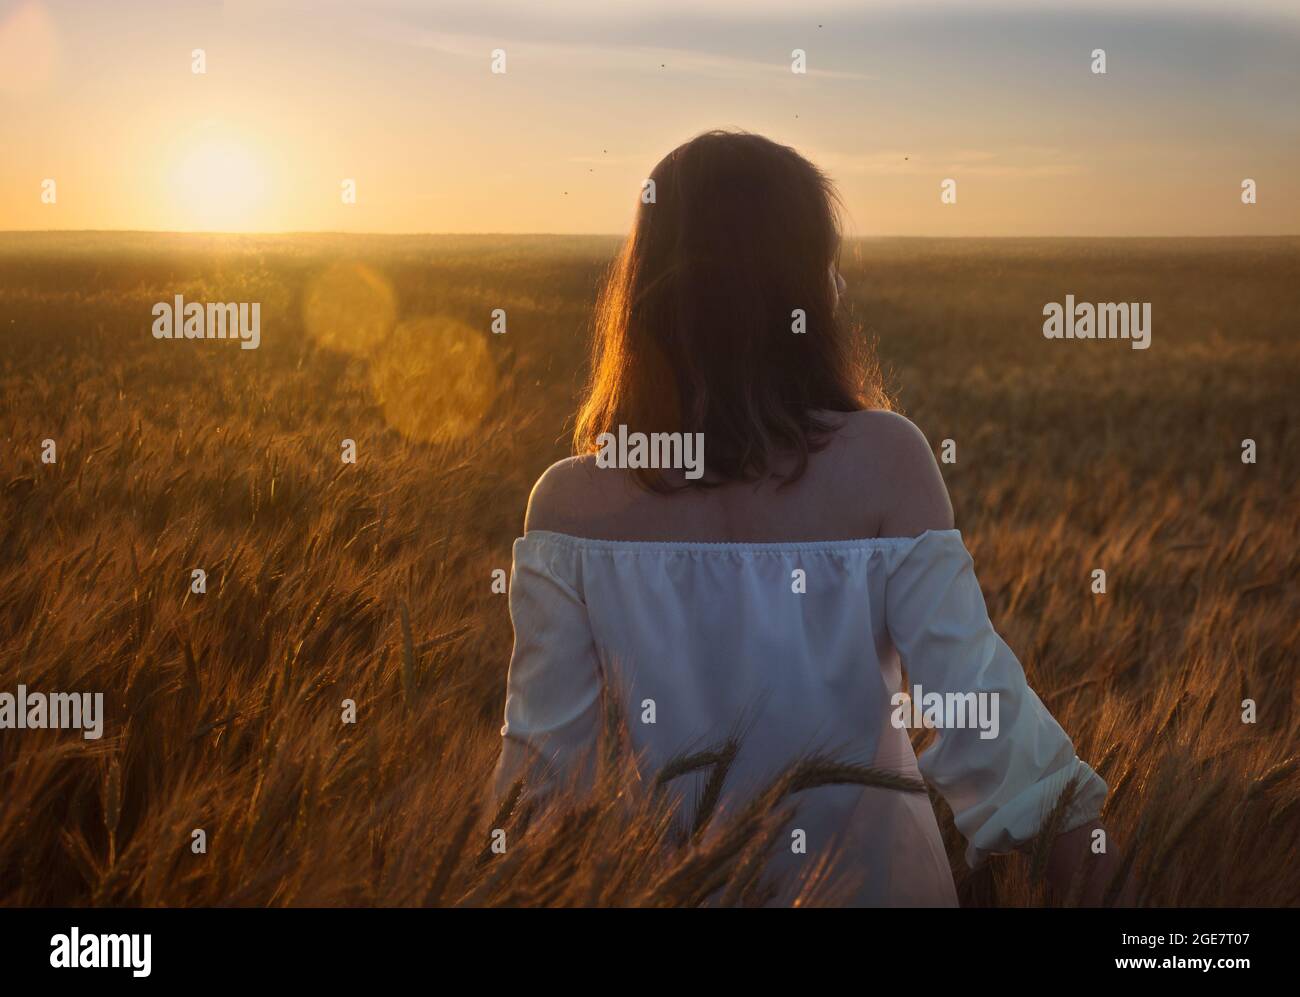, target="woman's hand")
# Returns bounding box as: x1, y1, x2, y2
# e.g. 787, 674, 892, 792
1047, 820, 1139, 906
